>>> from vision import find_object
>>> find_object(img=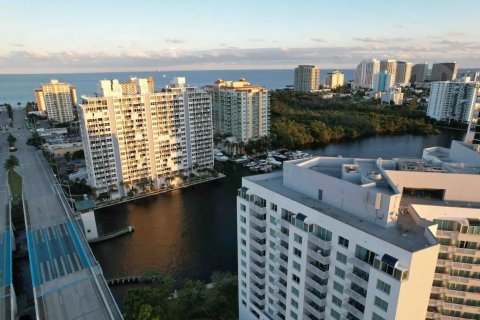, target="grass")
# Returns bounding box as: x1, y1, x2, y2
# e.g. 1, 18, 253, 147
8, 169, 22, 203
